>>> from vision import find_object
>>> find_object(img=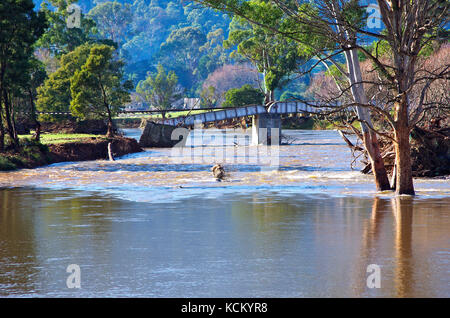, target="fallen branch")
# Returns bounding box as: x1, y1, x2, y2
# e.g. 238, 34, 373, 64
338, 130, 363, 151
